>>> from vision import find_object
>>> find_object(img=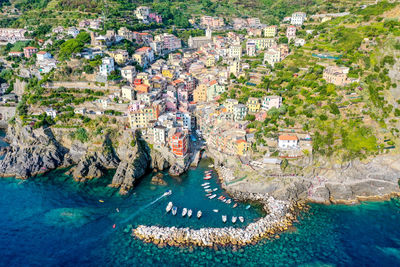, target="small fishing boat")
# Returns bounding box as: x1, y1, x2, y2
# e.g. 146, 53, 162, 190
222, 215, 227, 223
116, 208, 120, 213
213, 188, 218, 192
166, 202, 173, 213
208, 164, 214, 168
222, 199, 227, 203
172, 206, 177, 216
164, 190, 172, 196
206, 193, 212, 197
201, 182, 210, 186
232, 216, 237, 223
209, 194, 217, 199
245, 205, 251, 210
213, 209, 219, 213
218, 196, 224, 200
197, 210, 202, 219
112, 224, 116, 229
226, 199, 232, 204
239, 216, 244, 223
204, 176, 212, 180
204, 185, 210, 189
99, 200, 104, 203
188, 209, 193, 218
205, 189, 212, 193
182, 208, 187, 217
233, 203, 238, 208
